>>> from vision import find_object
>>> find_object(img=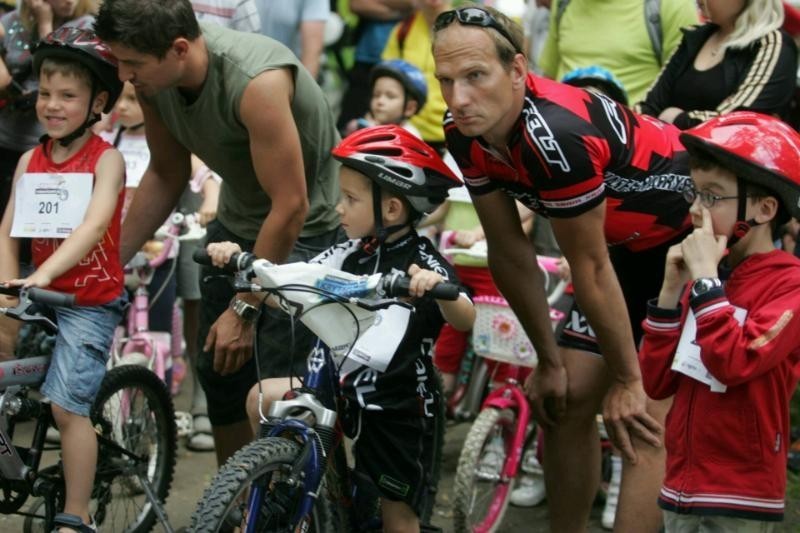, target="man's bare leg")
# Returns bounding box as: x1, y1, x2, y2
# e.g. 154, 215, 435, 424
211, 421, 253, 467
613, 397, 672, 533
544, 347, 611, 533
